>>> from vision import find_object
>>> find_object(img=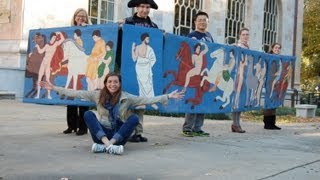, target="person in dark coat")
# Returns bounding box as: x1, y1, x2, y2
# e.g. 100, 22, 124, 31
116, 0, 159, 142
